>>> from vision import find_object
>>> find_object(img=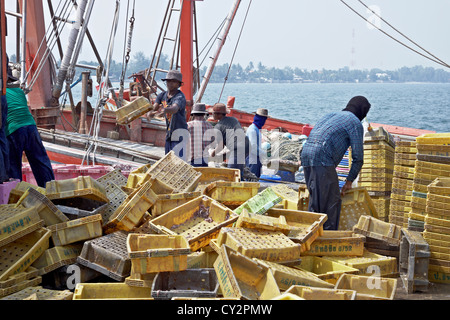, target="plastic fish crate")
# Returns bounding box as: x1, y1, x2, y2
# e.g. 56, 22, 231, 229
151, 268, 219, 300
193, 167, 241, 192
304, 231, 366, 257
31, 243, 83, 276
127, 234, 191, 274
1, 286, 73, 300
45, 176, 109, 204
96, 168, 128, 188
399, 229, 430, 293
8, 182, 46, 205
266, 208, 327, 253
115, 96, 153, 125
148, 196, 238, 252
324, 249, 398, 277
285, 285, 356, 300
293, 256, 359, 285
394, 158, 416, 167
334, 274, 397, 300
145, 151, 202, 193
204, 181, 260, 207
215, 227, 301, 263
339, 187, 377, 231
16, 188, 69, 227
352, 215, 402, 246
234, 187, 282, 216
213, 244, 280, 300
395, 152, 418, 160
416, 133, 450, 145
428, 265, 450, 284
235, 210, 291, 235
428, 177, 450, 196
125, 271, 157, 288
0, 270, 42, 299
48, 214, 103, 246
425, 215, 450, 228
77, 230, 131, 281
151, 192, 201, 218
0, 228, 51, 281
0, 205, 44, 248
104, 179, 158, 234
0, 180, 19, 205
417, 144, 450, 157
73, 282, 152, 300
254, 259, 334, 291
